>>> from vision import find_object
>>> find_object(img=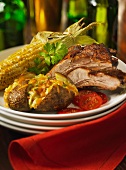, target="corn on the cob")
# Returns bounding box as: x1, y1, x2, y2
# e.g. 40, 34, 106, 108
0, 42, 45, 90
0, 18, 99, 90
